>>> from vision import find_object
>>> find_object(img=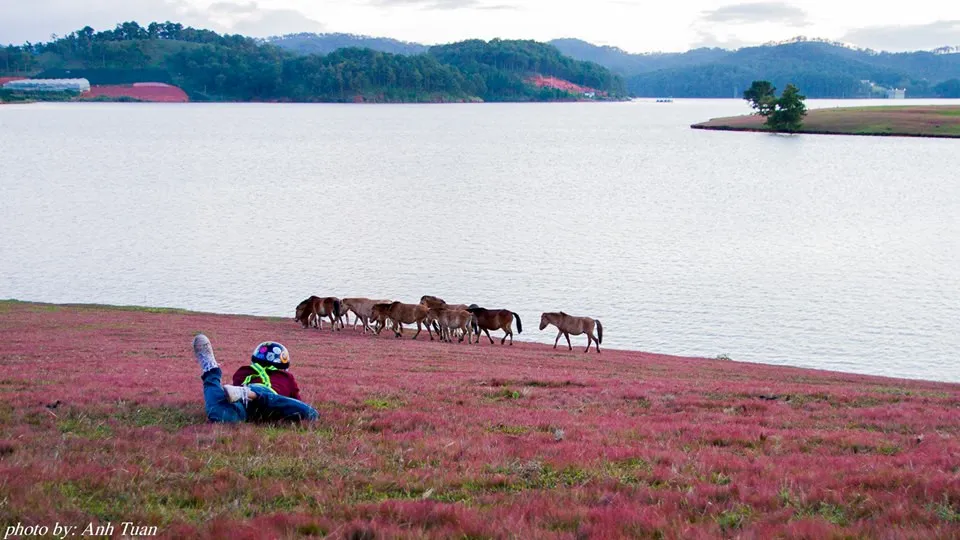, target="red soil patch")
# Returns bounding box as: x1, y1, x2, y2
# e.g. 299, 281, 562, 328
0, 77, 26, 85
528, 75, 603, 96
84, 83, 189, 103
1, 301, 958, 537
